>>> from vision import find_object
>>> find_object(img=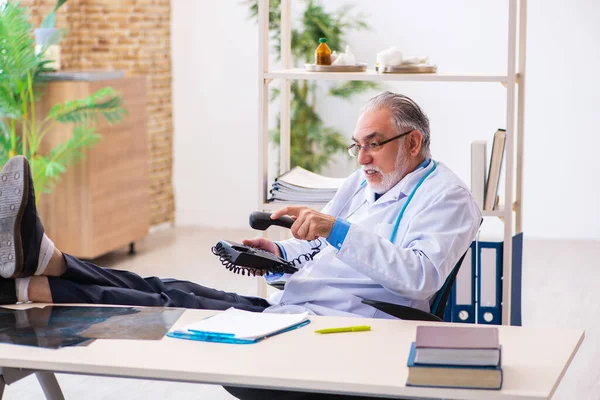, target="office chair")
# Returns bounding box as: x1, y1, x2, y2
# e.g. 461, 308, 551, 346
266, 248, 468, 322
361, 218, 482, 322
360, 249, 468, 322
